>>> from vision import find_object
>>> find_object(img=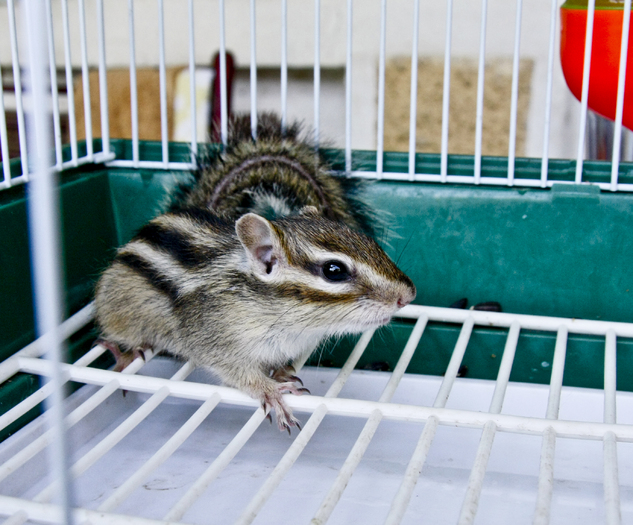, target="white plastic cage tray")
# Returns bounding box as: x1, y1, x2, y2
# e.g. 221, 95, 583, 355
0, 304, 632, 524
